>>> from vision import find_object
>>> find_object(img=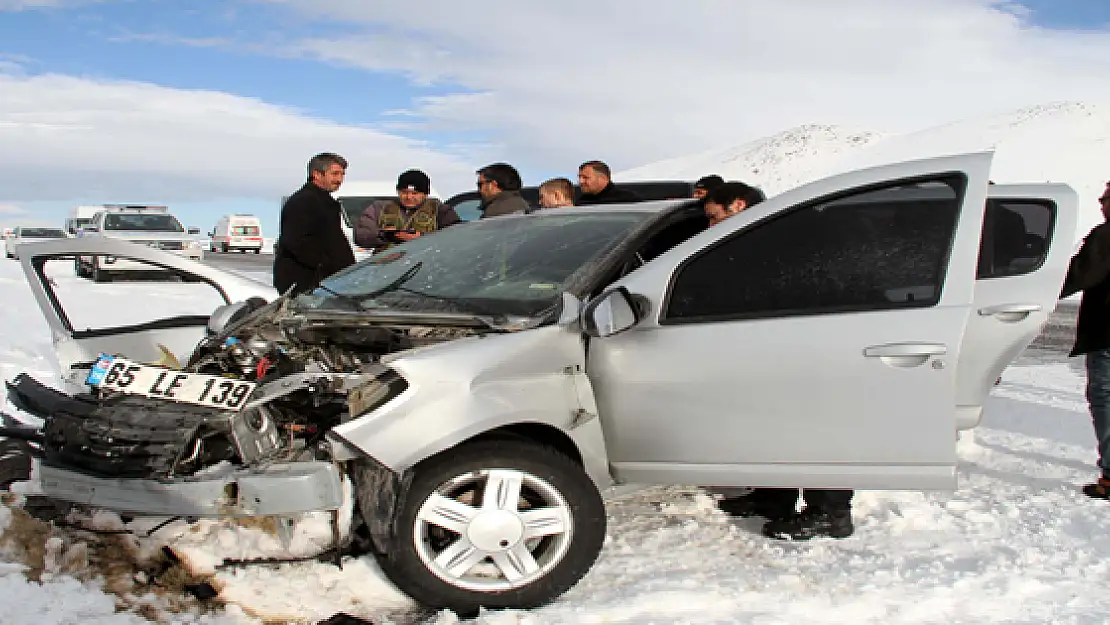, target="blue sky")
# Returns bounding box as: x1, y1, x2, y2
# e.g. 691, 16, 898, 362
2, 0, 1110, 235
